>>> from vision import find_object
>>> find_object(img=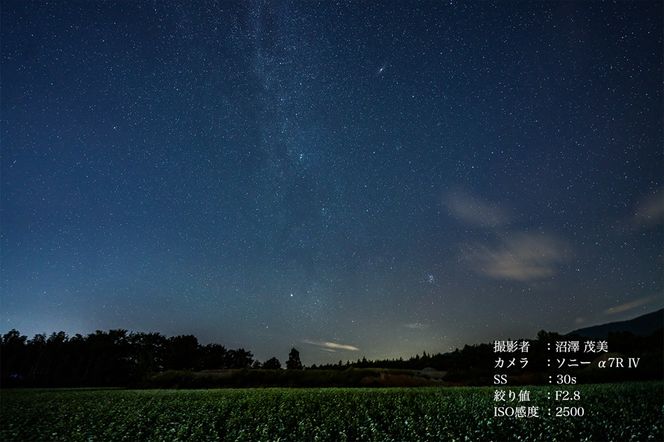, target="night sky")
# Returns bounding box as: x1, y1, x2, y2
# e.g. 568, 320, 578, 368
2, 1, 662, 365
